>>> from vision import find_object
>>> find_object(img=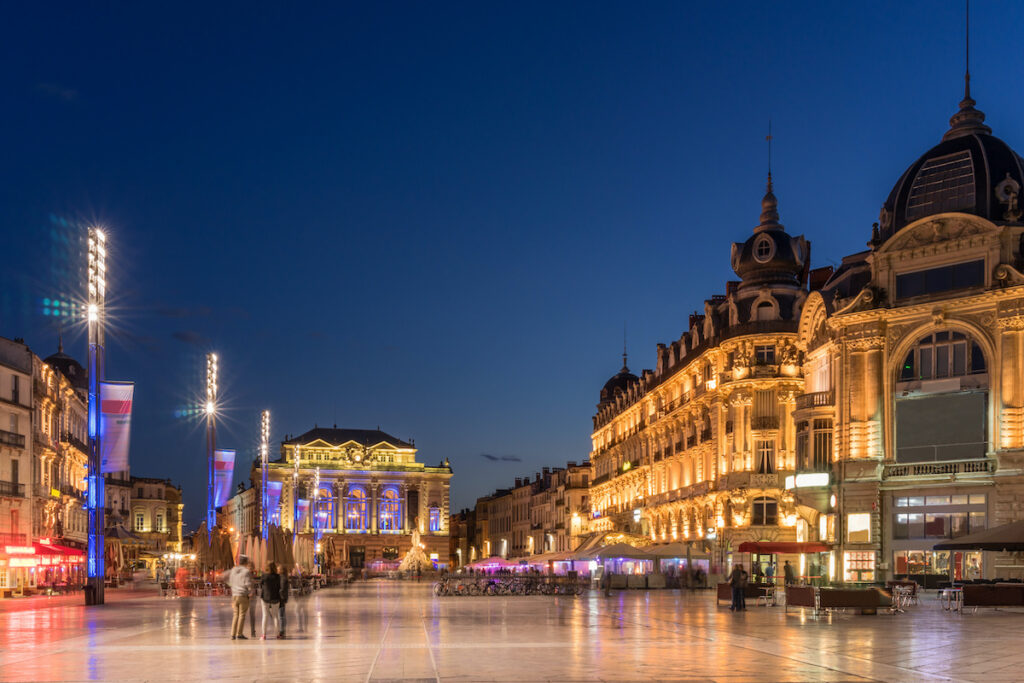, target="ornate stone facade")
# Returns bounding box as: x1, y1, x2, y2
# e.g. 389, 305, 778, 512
259, 427, 452, 568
